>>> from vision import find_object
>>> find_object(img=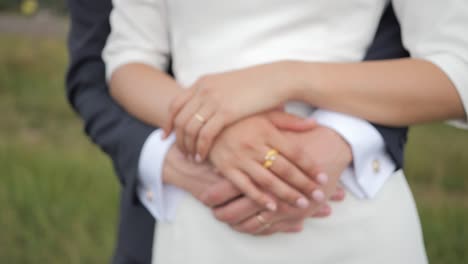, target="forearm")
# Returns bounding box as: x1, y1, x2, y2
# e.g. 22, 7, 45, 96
290, 58, 465, 126
109, 63, 182, 127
